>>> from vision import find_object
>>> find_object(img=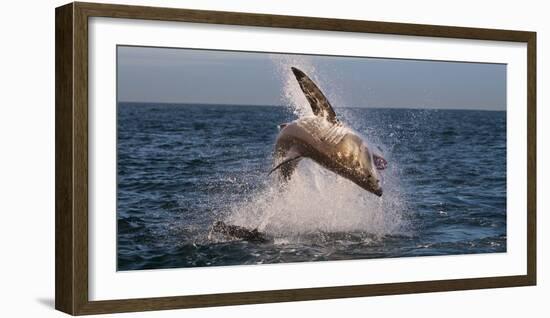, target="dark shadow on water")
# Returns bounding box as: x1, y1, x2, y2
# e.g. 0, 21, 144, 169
36, 297, 55, 309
